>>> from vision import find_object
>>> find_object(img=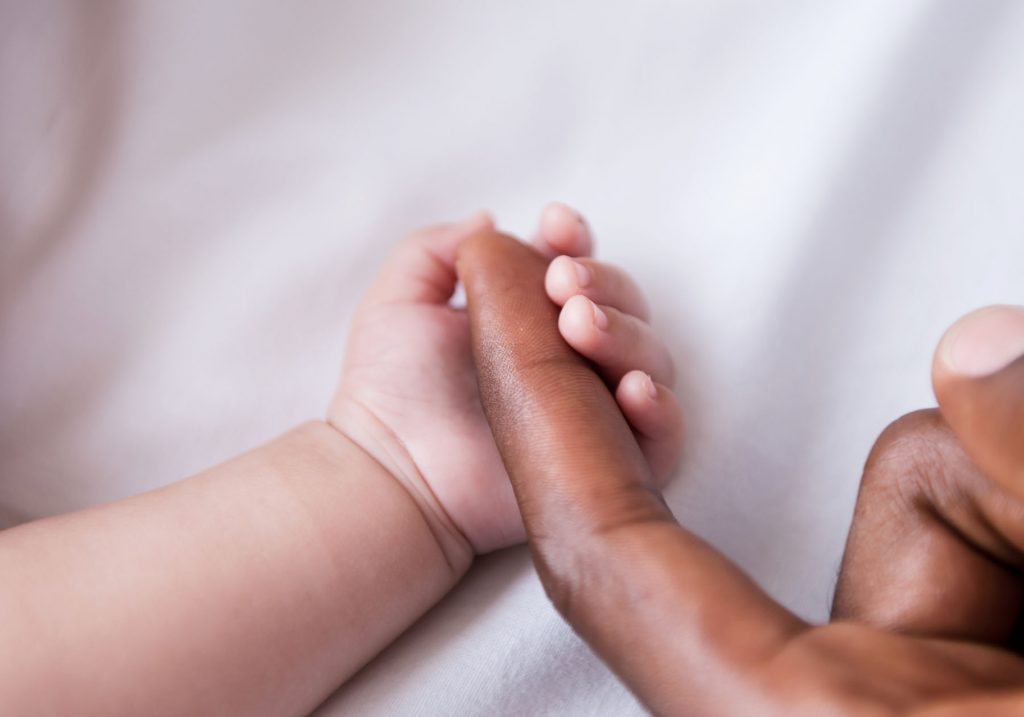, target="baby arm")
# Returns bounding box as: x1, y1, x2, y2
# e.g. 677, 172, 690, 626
0, 422, 456, 716
0, 204, 682, 715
